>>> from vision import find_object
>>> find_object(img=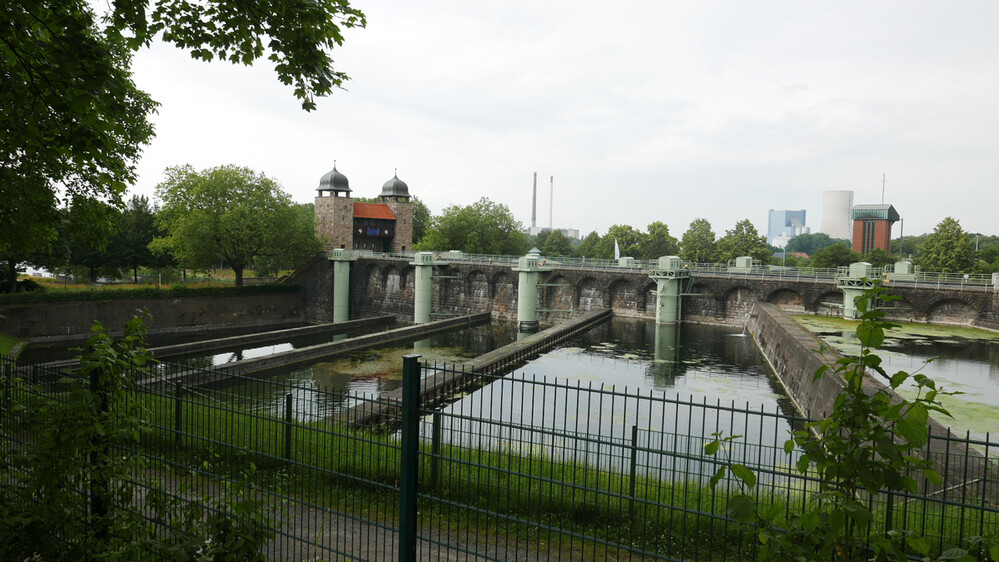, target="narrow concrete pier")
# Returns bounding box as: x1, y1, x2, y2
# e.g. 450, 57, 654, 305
340, 308, 612, 427
142, 313, 491, 390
